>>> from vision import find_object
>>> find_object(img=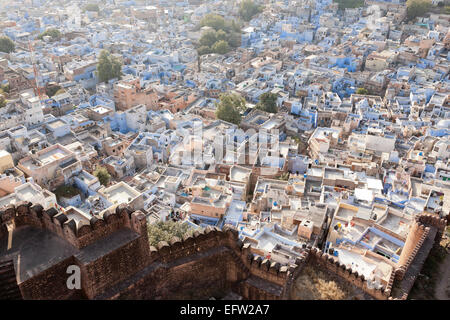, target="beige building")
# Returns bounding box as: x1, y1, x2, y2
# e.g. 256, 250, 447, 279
308, 127, 340, 158
0, 150, 14, 173
365, 51, 397, 72
114, 77, 158, 111
98, 181, 144, 212
102, 136, 128, 157
0, 181, 56, 210
190, 195, 230, 220
298, 219, 314, 240
17, 144, 82, 190
86, 105, 114, 121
